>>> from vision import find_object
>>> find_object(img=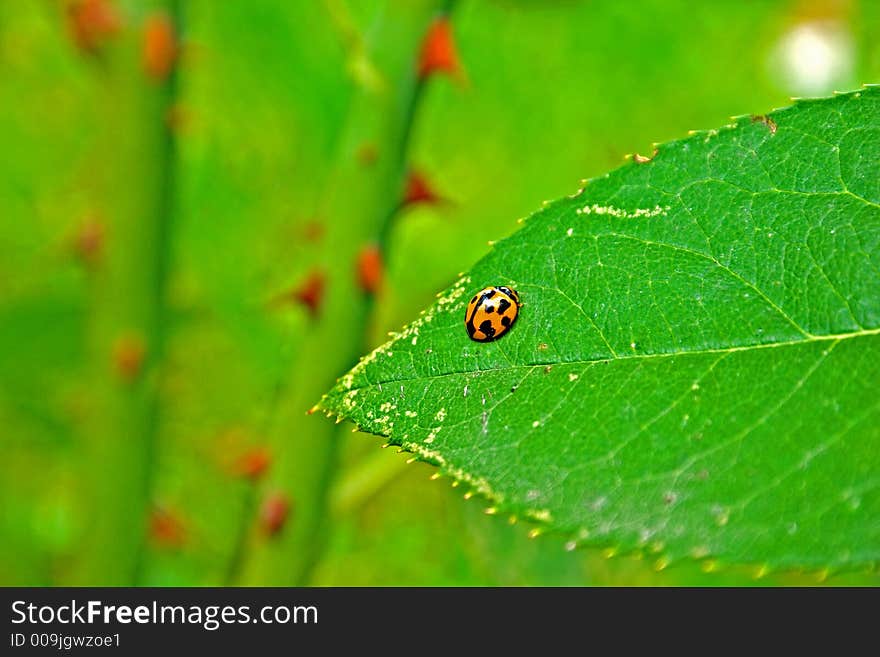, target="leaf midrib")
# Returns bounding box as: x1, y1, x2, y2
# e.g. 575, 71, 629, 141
345, 327, 880, 393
